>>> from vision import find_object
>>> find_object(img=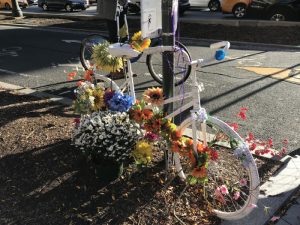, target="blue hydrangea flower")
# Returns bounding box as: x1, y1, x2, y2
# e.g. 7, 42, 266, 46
108, 92, 134, 112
